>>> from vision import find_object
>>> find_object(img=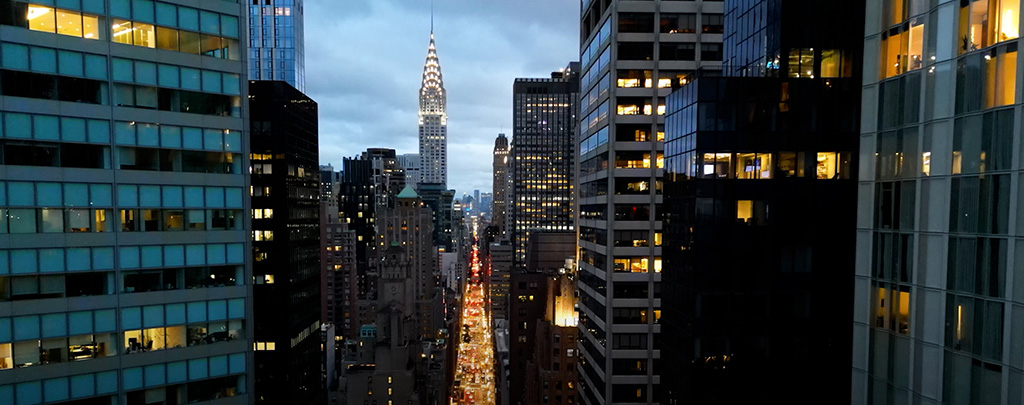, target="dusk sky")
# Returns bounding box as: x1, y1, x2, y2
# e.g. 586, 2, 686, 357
304, 0, 579, 197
